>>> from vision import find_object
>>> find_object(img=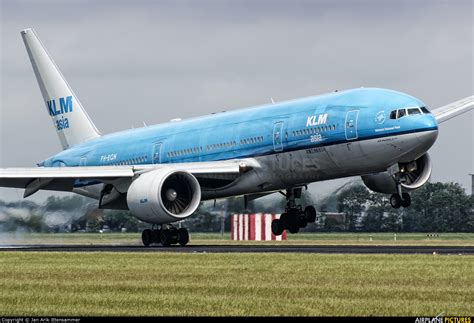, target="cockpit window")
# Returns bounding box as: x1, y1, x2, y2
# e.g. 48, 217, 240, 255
390, 107, 426, 119
420, 106, 431, 114
408, 108, 421, 115
397, 109, 406, 118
